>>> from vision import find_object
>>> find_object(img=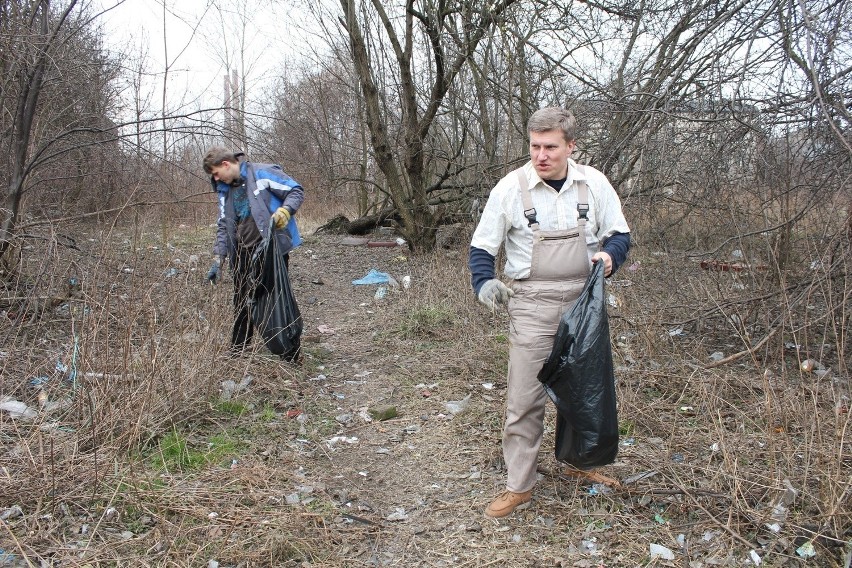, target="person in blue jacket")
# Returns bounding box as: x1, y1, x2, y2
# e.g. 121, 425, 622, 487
202, 147, 304, 360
